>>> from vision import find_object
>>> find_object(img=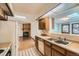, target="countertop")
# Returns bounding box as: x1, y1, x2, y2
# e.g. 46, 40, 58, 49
36, 35, 79, 55
0, 42, 11, 56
